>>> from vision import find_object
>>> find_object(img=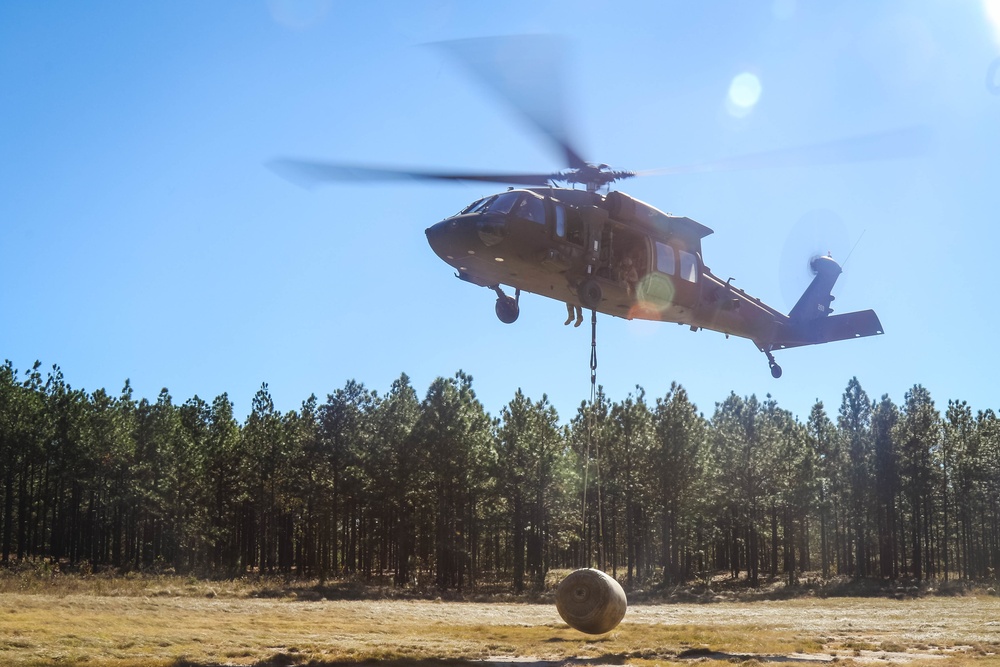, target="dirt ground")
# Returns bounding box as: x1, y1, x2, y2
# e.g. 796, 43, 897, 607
1, 593, 999, 666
